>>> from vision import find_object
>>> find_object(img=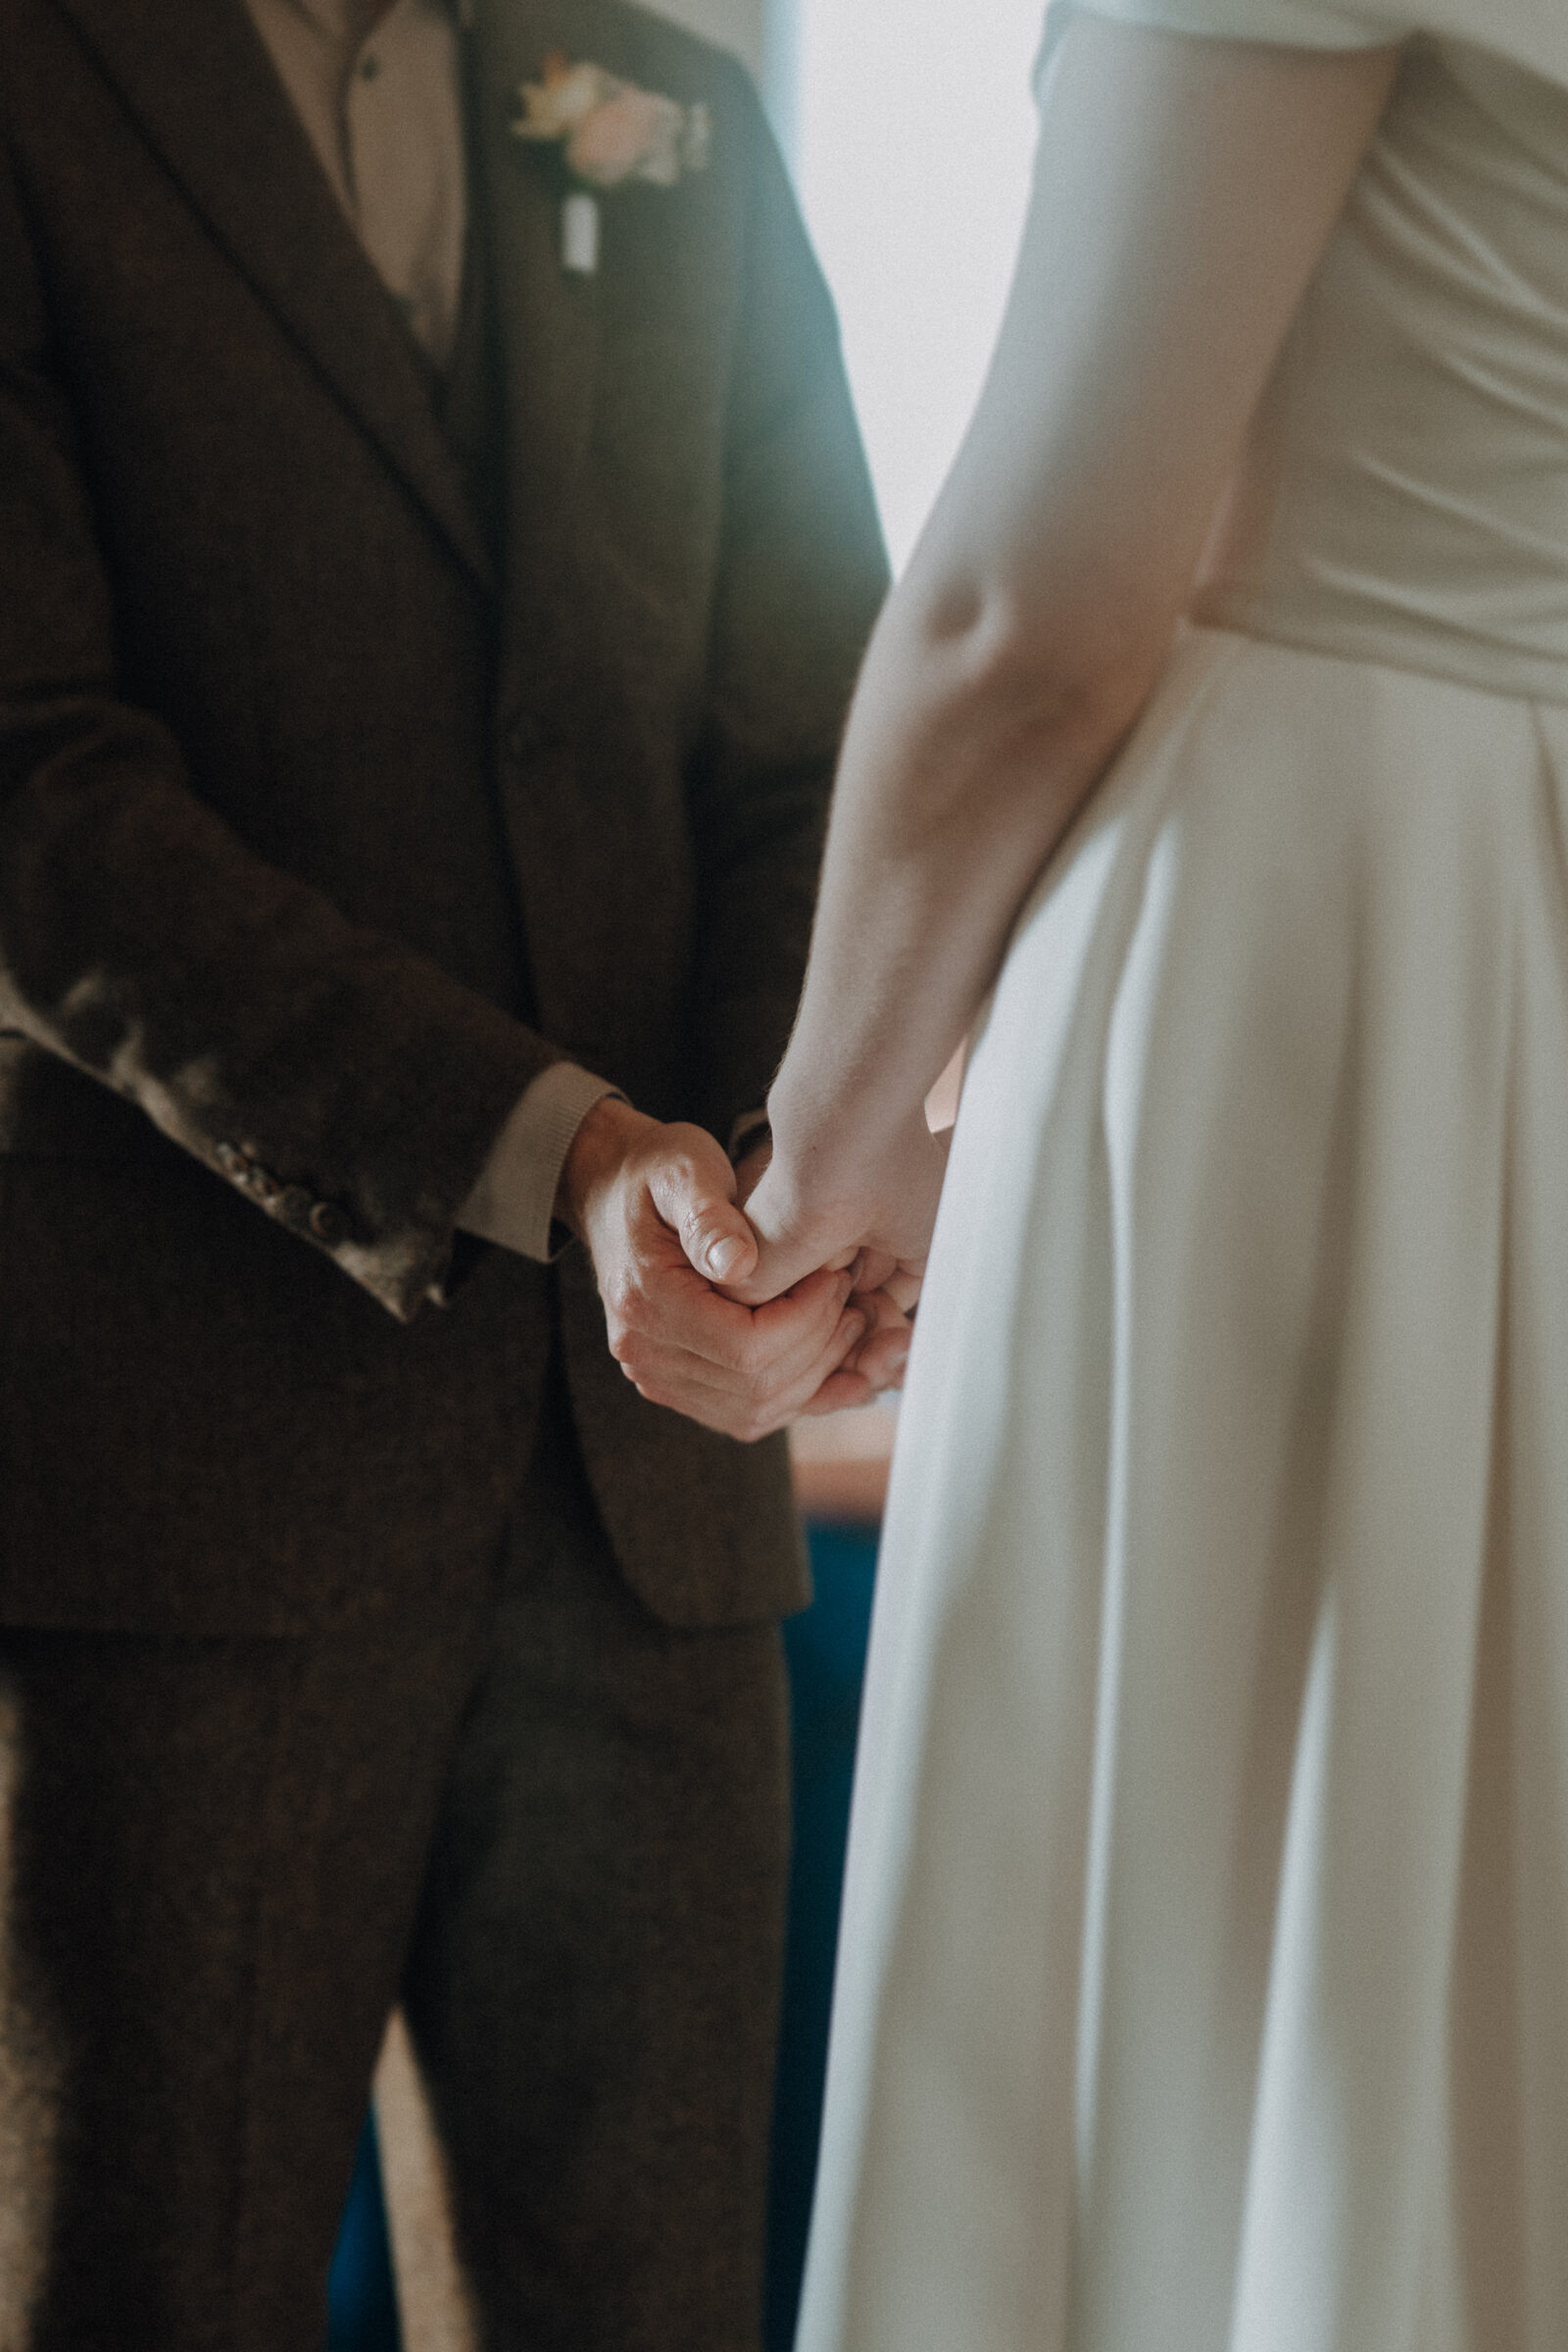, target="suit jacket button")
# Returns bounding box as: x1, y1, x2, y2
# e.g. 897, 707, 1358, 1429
276, 1186, 313, 1228
309, 1200, 348, 1249
505, 712, 543, 761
